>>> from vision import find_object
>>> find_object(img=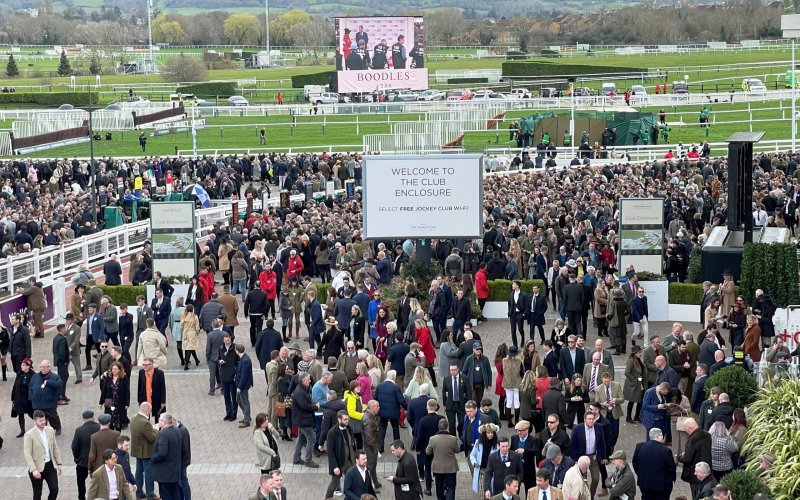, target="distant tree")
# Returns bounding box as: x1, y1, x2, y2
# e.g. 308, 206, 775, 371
478, 30, 495, 46
519, 37, 528, 54
57, 50, 71, 76
269, 9, 310, 46
294, 17, 332, 64
161, 55, 207, 83
89, 54, 101, 75
6, 54, 19, 77
152, 13, 188, 45
223, 13, 260, 46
